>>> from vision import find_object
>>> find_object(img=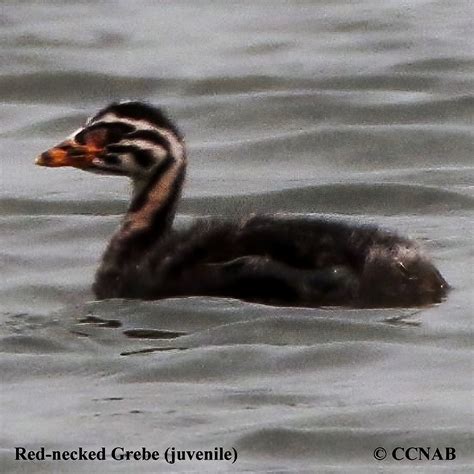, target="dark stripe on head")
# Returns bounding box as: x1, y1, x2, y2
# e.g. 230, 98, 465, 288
91, 101, 183, 140
128, 156, 174, 213
101, 154, 120, 165
124, 130, 172, 153
75, 122, 135, 145
106, 144, 157, 169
